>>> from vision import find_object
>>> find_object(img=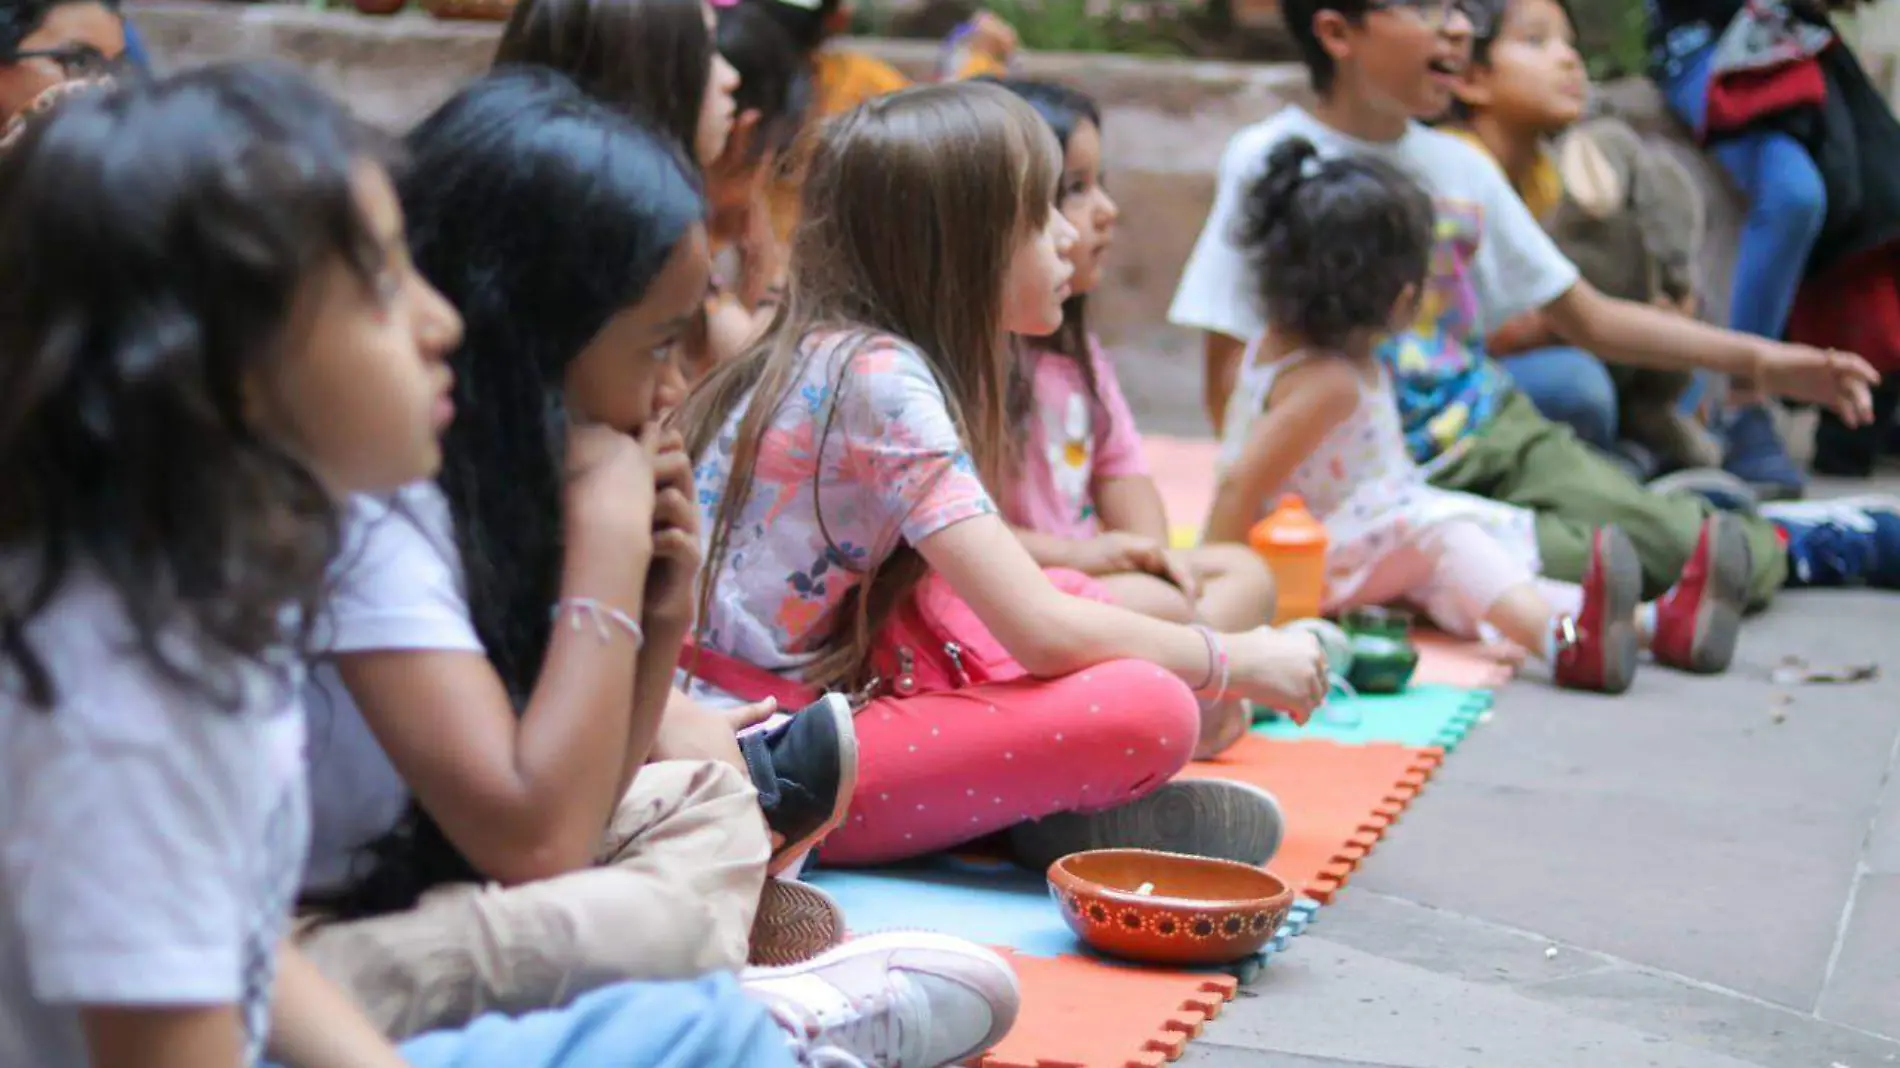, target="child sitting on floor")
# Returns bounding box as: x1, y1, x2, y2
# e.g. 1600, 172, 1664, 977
678, 82, 1331, 872
1204, 139, 1753, 693
1441, 0, 1724, 480
495, 0, 758, 381
990, 77, 1277, 756
740, 0, 1018, 246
